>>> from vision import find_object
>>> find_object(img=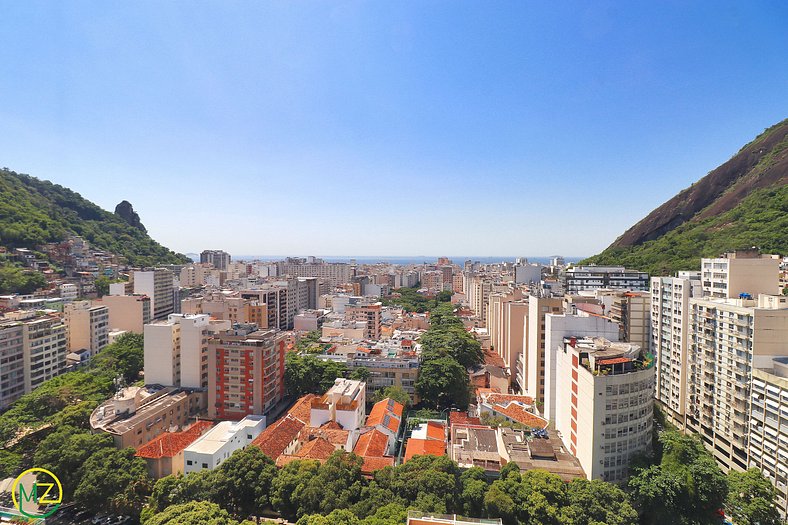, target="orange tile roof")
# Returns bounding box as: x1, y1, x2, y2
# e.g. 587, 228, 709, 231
135, 420, 213, 459
320, 420, 343, 430
251, 394, 316, 460
425, 421, 445, 441
353, 429, 389, 457
404, 438, 446, 461
485, 393, 535, 406
597, 357, 632, 365
450, 412, 482, 427
298, 427, 350, 447
361, 455, 395, 474
366, 398, 404, 434
490, 402, 549, 429
294, 437, 336, 460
